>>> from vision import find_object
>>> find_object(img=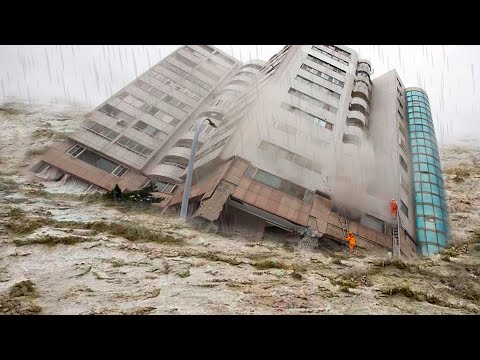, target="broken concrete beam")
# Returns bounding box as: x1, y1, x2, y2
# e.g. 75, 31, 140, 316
191, 180, 236, 222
